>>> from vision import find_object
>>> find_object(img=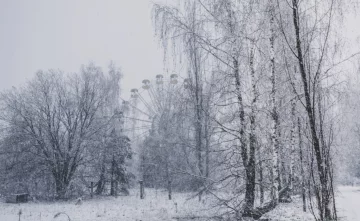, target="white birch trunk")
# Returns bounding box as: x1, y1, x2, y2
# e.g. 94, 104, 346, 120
270, 0, 279, 202
290, 99, 296, 190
